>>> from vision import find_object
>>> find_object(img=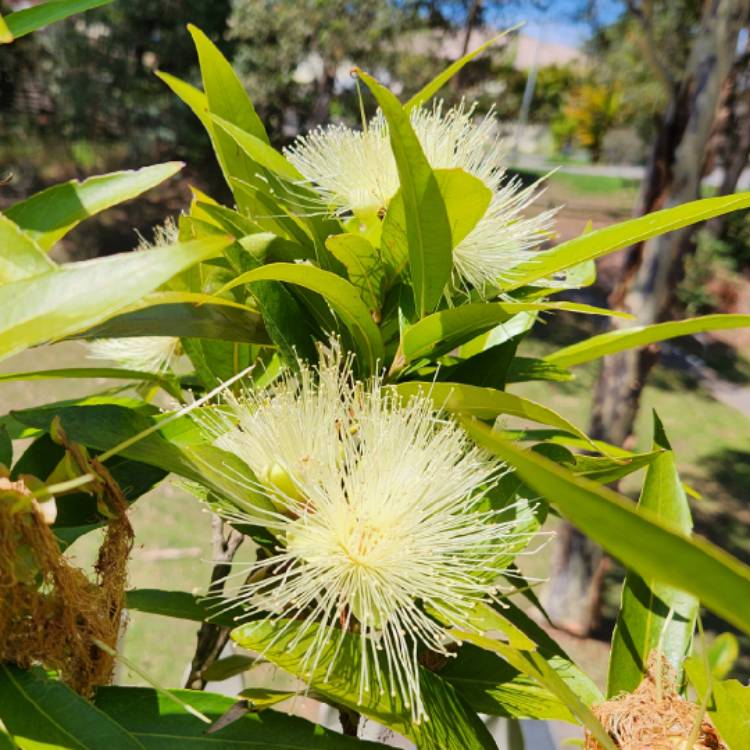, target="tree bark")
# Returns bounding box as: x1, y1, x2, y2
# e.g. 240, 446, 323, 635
544, 0, 748, 636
